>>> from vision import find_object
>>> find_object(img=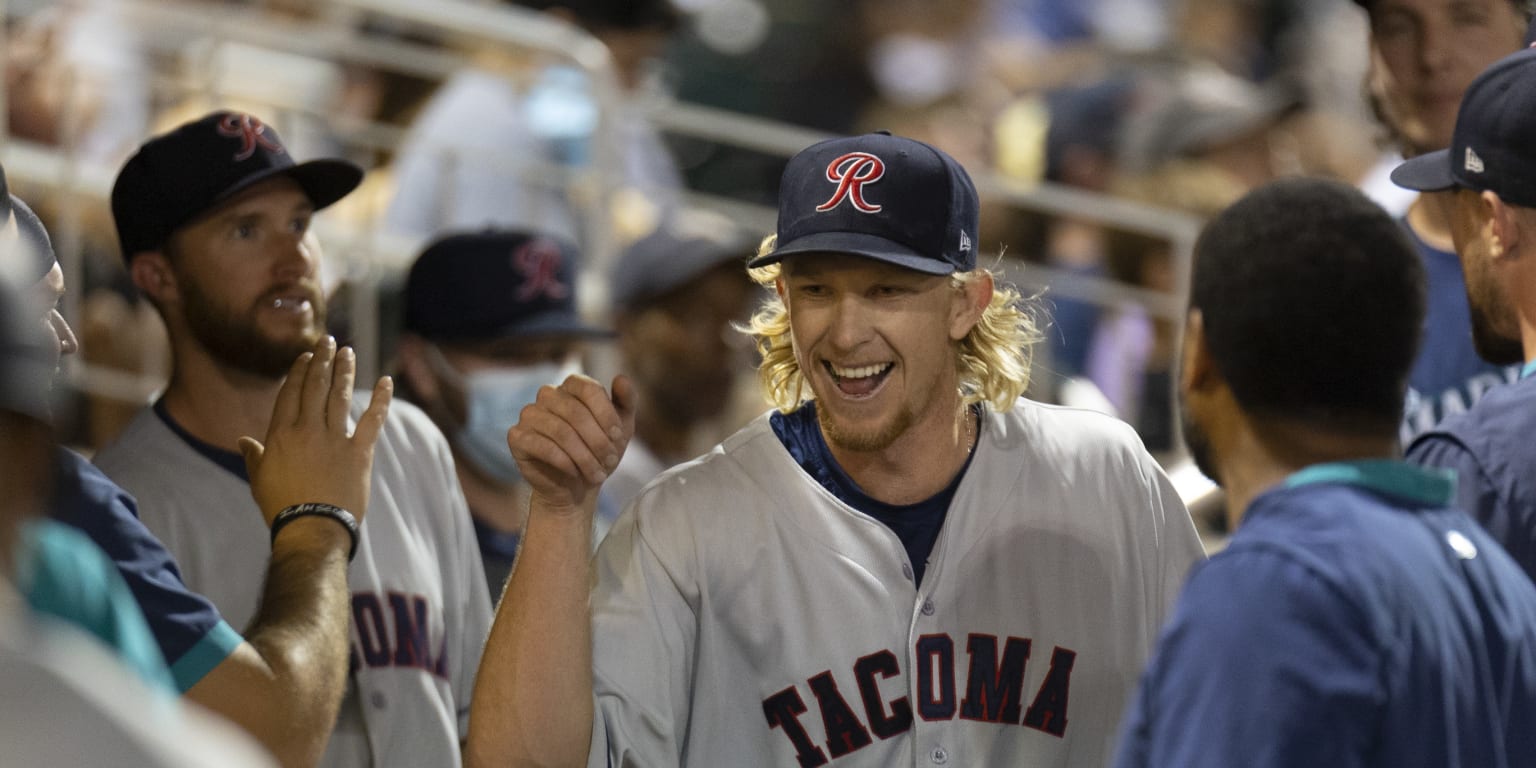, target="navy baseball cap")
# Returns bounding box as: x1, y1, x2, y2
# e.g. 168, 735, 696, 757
748, 132, 979, 276
0, 164, 58, 286
404, 230, 610, 342
610, 217, 752, 312
1392, 47, 1536, 207
111, 111, 363, 261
